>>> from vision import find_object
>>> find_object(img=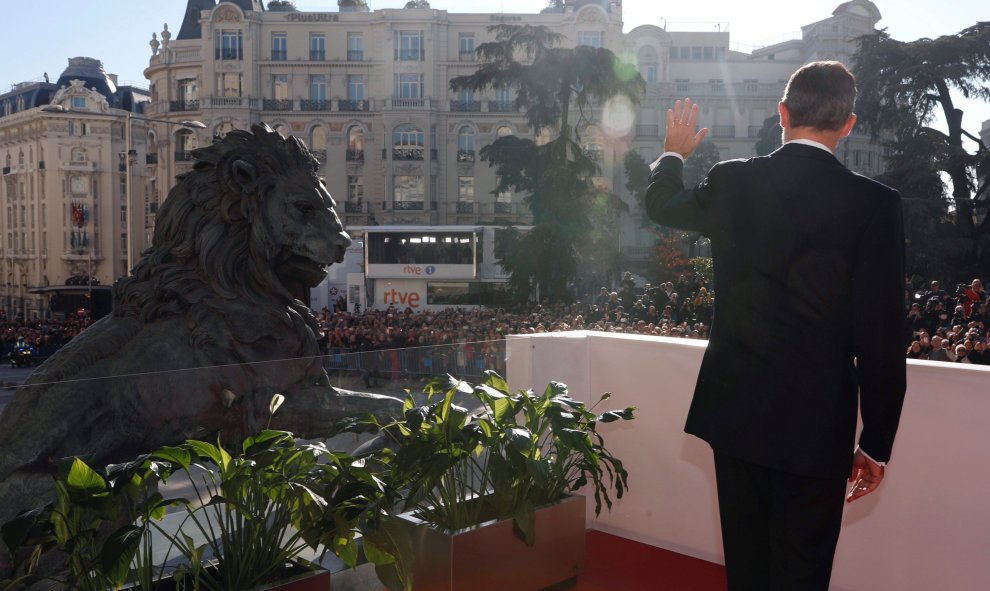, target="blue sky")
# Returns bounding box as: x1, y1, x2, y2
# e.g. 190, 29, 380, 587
1, 0, 987, 135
